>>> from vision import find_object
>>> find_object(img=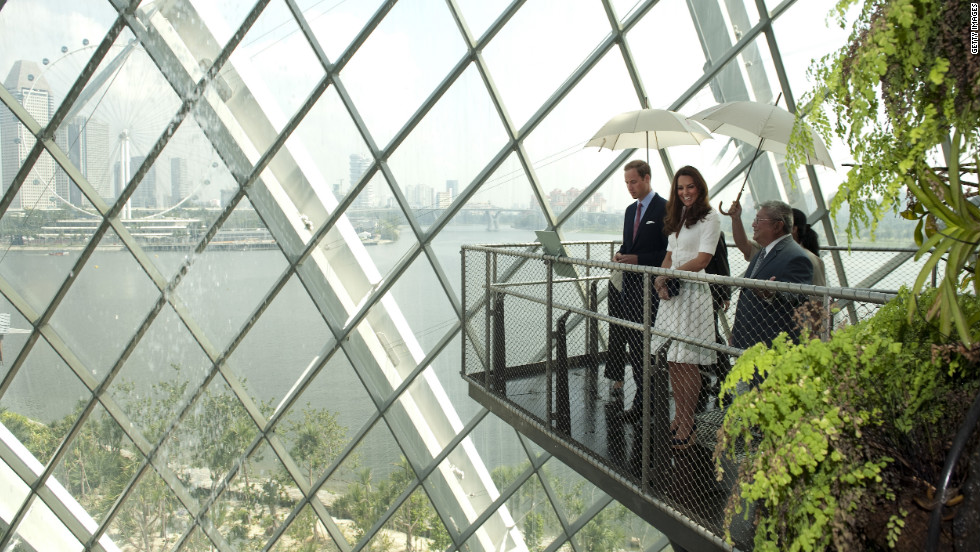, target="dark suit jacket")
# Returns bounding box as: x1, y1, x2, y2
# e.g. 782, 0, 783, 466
619, 194, 668, 269
731, 236, 813, 350
618, 194, 668, 318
